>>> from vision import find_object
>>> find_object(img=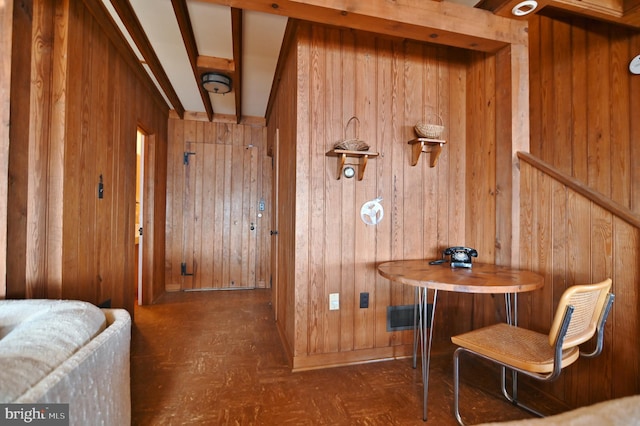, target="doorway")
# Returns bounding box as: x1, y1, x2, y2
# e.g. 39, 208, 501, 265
270, 129, 280, 319
136, 129, 145, 305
